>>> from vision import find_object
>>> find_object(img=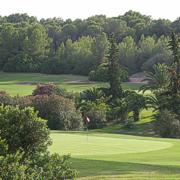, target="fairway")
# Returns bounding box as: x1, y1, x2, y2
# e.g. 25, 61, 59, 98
49, 131, 180, 179
0, 72, 142, 95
